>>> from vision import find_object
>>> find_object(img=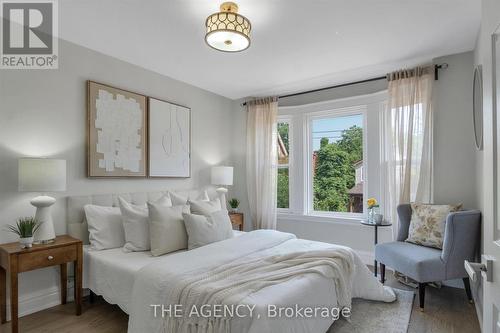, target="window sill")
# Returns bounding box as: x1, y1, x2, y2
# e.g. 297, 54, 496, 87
277, 212, 366, 226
